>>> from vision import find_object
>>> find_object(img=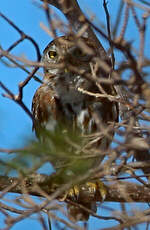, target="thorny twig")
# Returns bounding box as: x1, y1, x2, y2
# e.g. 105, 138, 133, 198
0, 67, 39, 121
130, 5, 149, 70
42, 2, 57, 38
0, 12, 41, 61
118, 3, 130, 41
103, 0, 115, 69
0, 12, 42, 83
